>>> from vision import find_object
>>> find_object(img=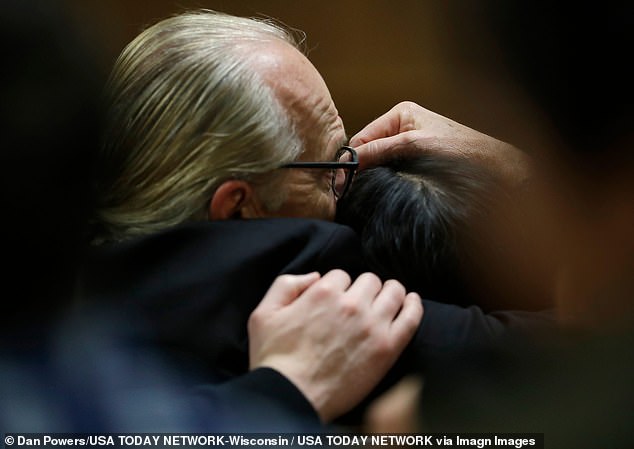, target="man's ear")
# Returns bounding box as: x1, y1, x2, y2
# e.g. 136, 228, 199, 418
209, 180, 254, 220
